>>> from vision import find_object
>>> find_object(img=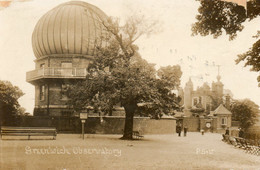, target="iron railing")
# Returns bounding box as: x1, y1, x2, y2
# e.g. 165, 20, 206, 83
26, 68, 87, 82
